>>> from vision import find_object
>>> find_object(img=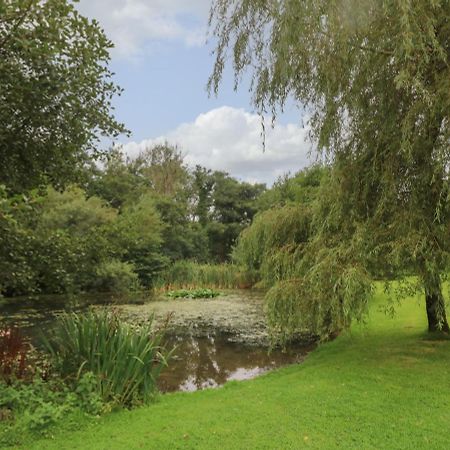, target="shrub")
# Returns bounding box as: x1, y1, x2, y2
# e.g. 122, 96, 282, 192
43, 309, 171, 406
0, 378, 67, 434
92, 260, 141, 293
0, 373, 103, 443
